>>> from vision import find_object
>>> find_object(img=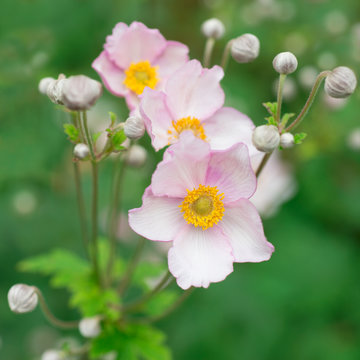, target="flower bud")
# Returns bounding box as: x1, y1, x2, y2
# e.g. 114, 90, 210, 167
46, 74, 66, 104
125, 145, 147, 167
73, 143, 90, 159
61, 75, 102, 110
252, 125, 280, 153
38, 77, 55, 95
231, 34, 260, 63
8, 284, 38, 314
272, 52, 298, 74
280, 132, 295, 148
201, 18, 225, 39
324, 66, 357, 98
79, 316, 101, 338
124, 115, 145, 140
41, 350, 63, 360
